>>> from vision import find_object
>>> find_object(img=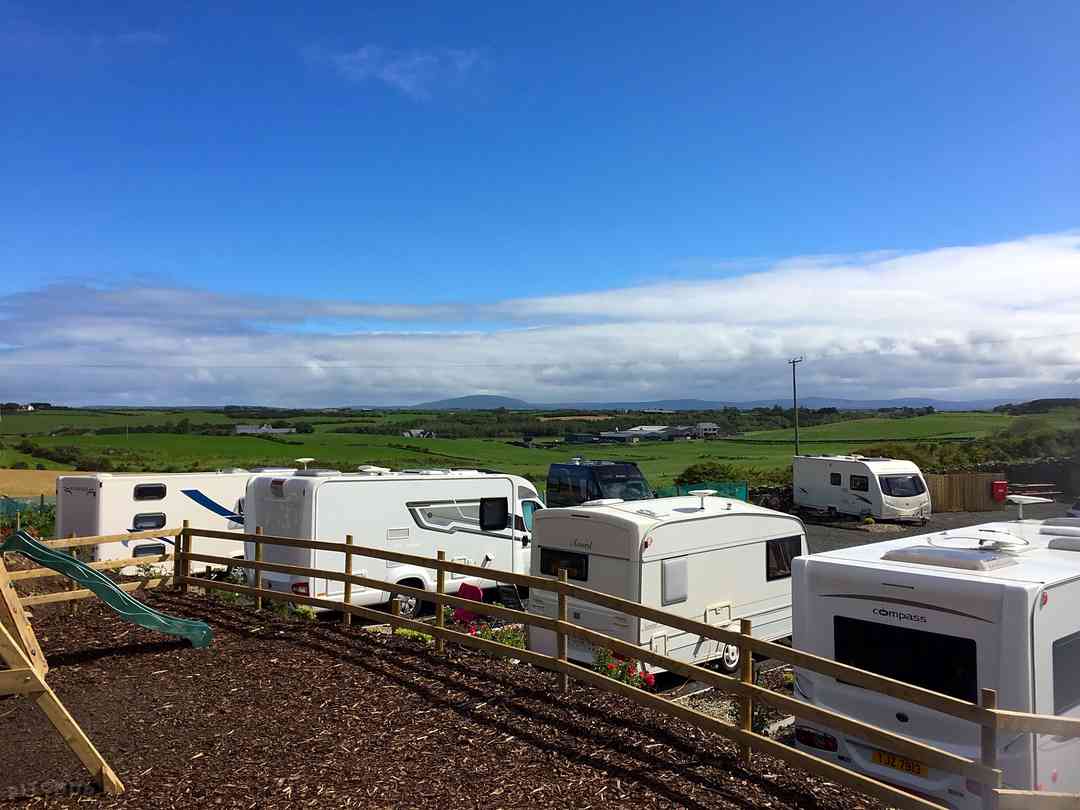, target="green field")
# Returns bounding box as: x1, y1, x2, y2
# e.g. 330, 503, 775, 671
1, 410, 1025, 488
